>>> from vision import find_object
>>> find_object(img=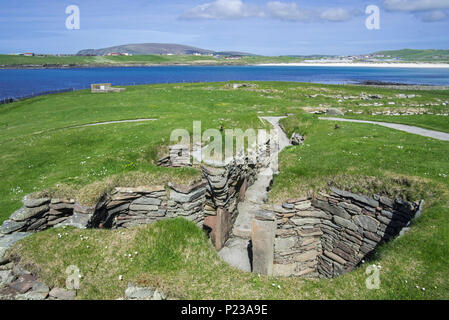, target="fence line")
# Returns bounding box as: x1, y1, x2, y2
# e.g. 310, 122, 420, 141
0, 87, 87, 106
